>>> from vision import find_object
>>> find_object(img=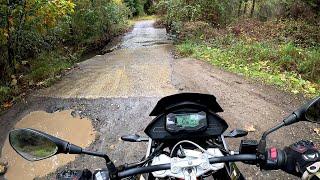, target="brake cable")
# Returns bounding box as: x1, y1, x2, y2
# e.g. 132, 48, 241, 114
170, 140, 214, 157
123, 143, 165, 169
